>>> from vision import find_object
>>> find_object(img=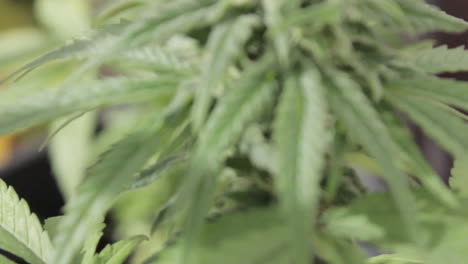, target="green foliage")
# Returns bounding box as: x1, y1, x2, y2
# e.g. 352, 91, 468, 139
387, 93, 468, 157
368, 254, 422, 264
0, 77, 178, 135
0, 179, 53, 264
146, 207, 289, 264
273, 69, 328, 264
328, 190, 468, 264
90, 235, 147, 264
52, 108, 188, 263
403, 45, 468, 74
389, 77, 468, 110
395, 0, 468, 32
49, 112, 96, 200
330, 72, 418, 240
2, 0, 468, 263
450, 155, 468, 196
192, 14, 260, 131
